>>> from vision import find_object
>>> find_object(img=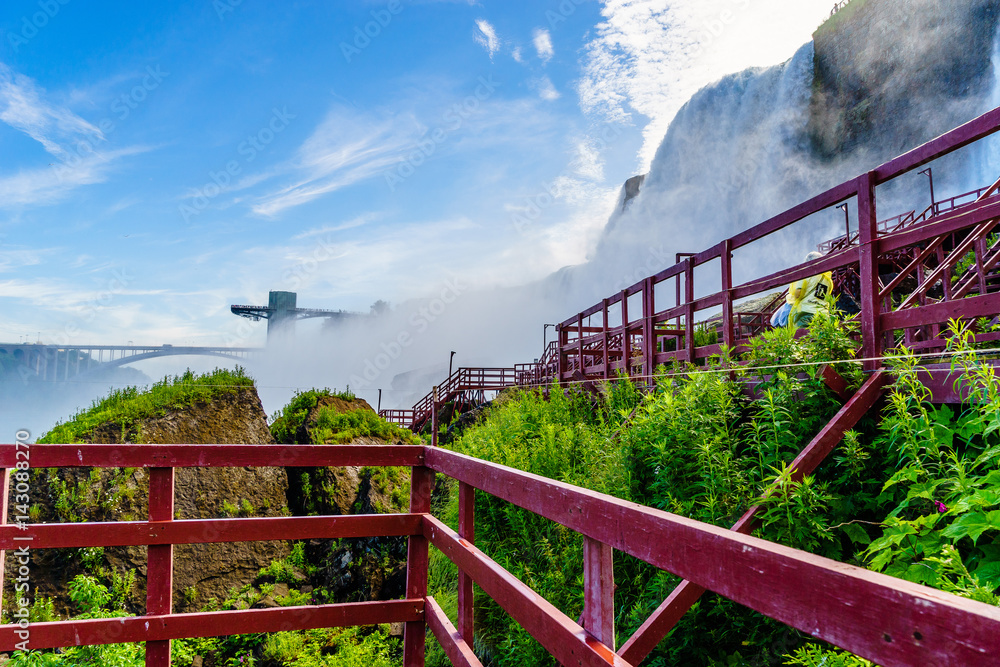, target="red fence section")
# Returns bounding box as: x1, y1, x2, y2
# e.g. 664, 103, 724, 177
3, 442, 1000, 666
552, 106, 1000, 383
